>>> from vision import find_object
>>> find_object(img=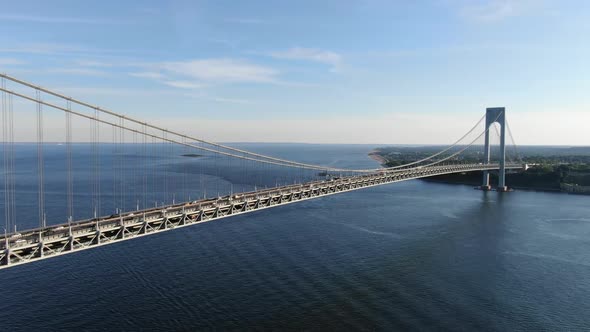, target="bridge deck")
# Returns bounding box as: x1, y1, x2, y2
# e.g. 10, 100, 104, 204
0, 163, 522, 270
